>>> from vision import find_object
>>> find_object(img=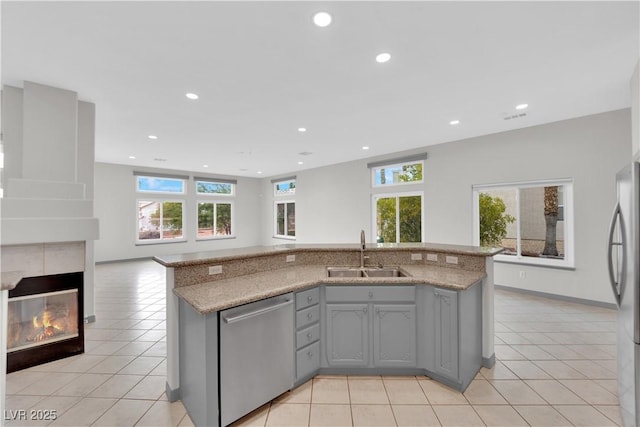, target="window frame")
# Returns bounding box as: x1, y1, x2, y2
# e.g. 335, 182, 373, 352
371, 191, 425, 244
371, 160, 424, 188
274, 199, 296, 240
472, 179, 575, 269
195, 179, 235, 197
135, 175, 186, 194
135, 198, 186, 245
196, 200, 235, 241
273, 179, 296, 197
